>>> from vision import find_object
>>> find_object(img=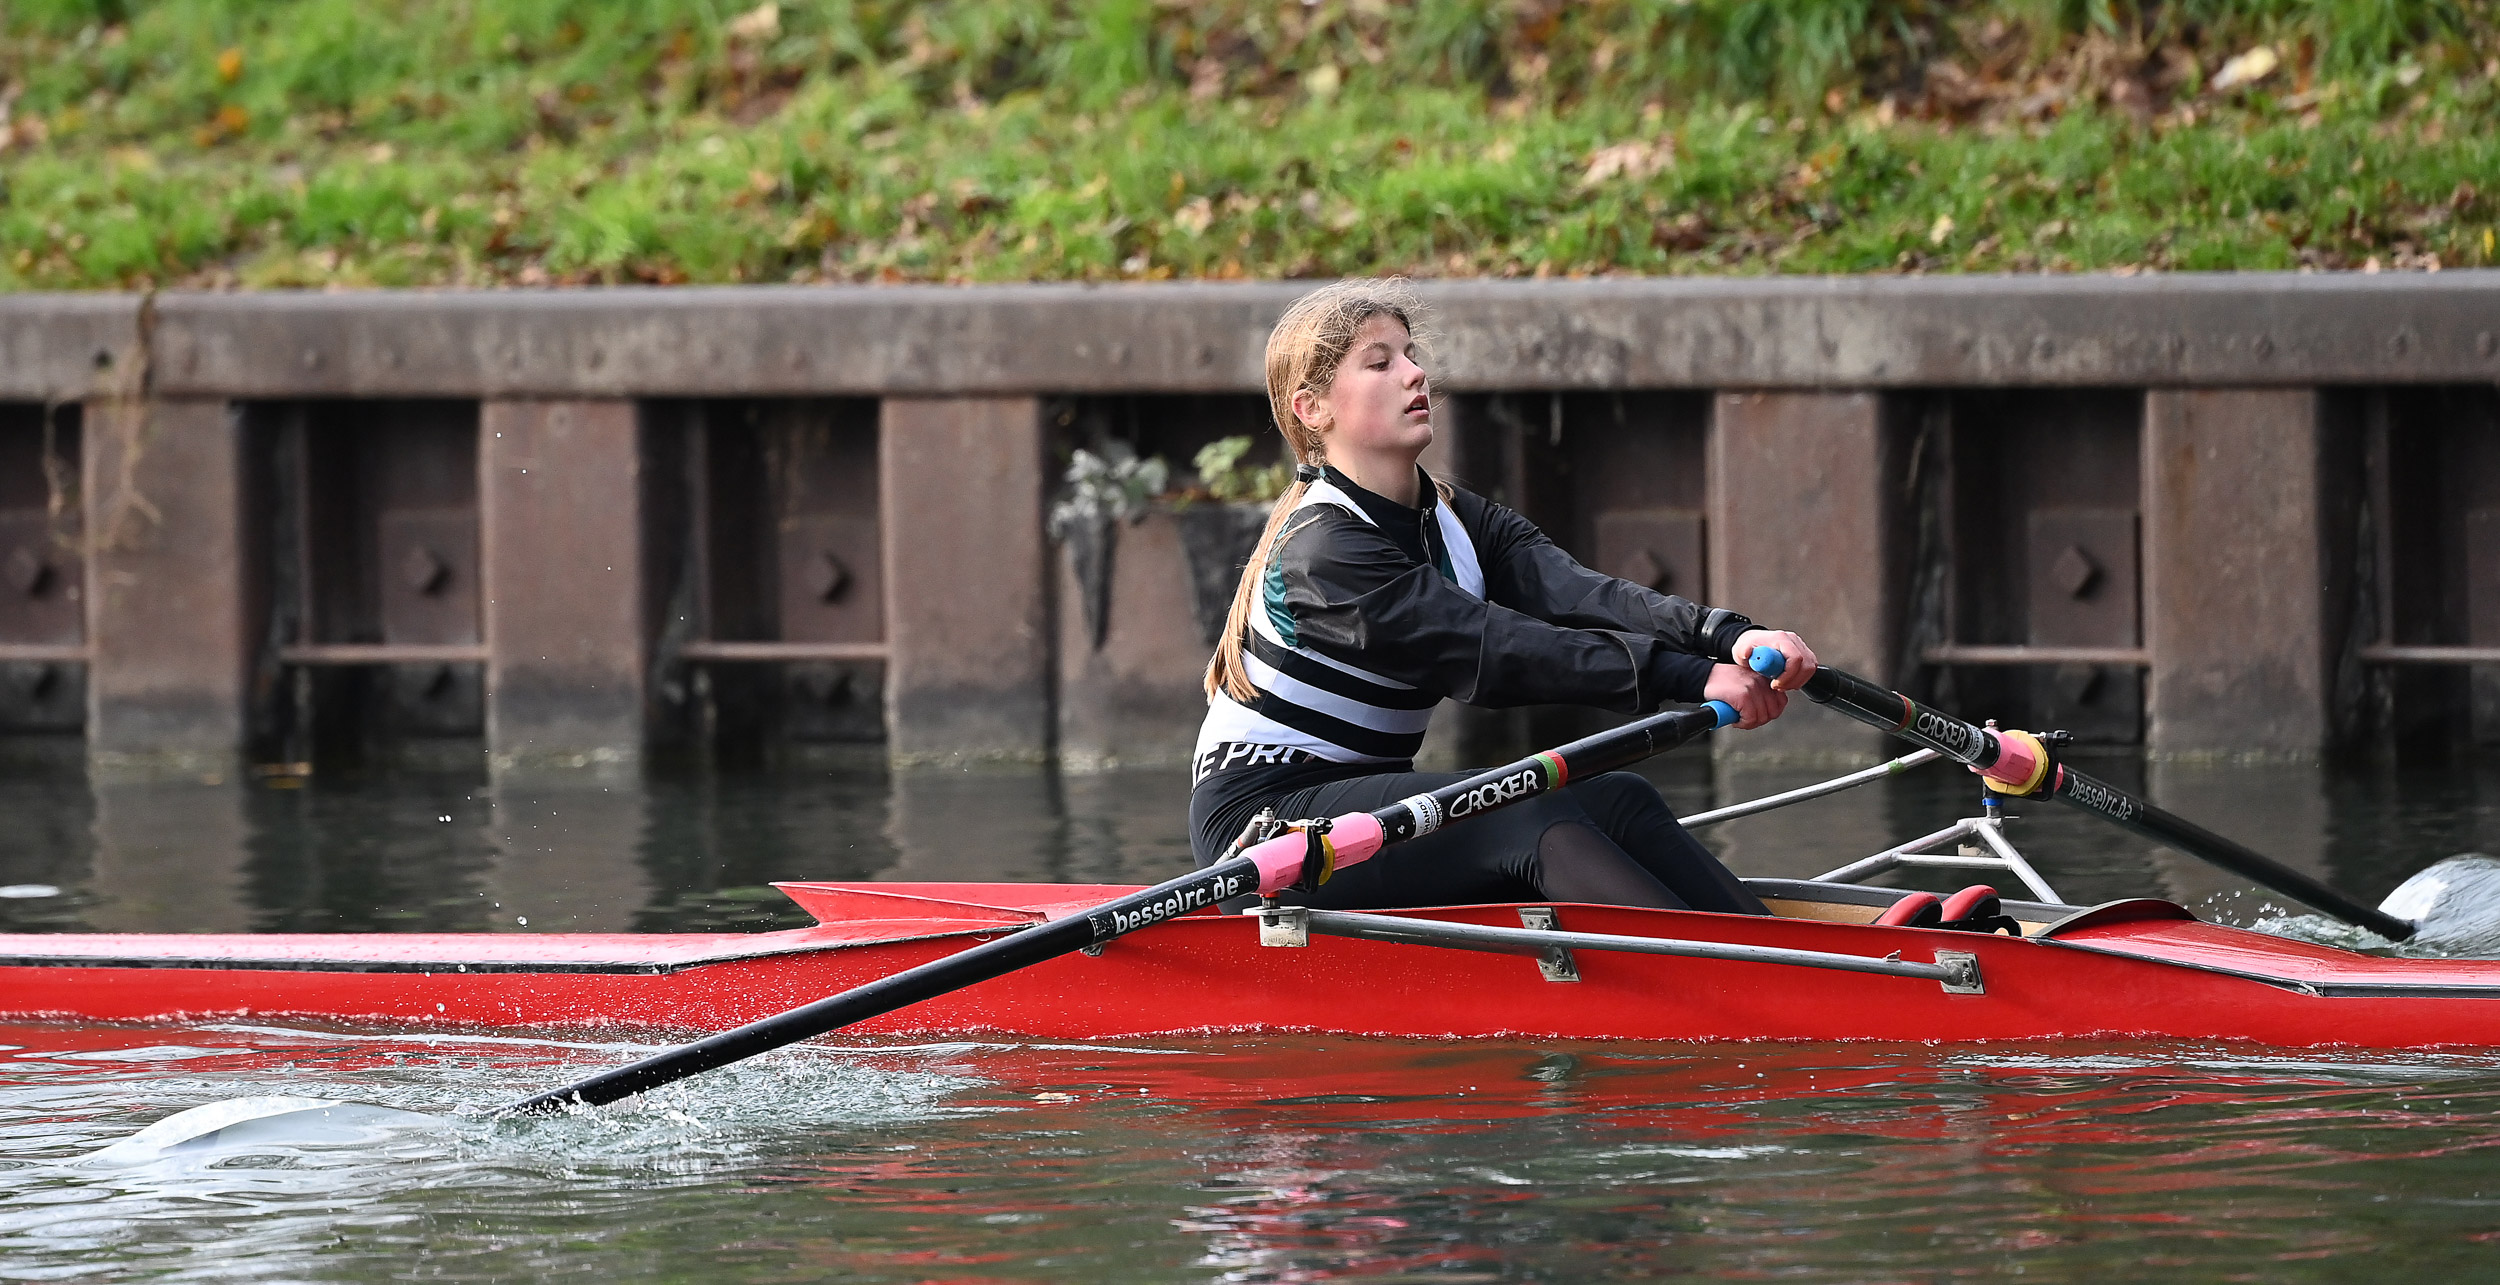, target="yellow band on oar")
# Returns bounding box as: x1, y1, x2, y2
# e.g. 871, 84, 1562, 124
1307, 828, 1338, 886
1283, 821, 1339, 887
1981, 729, 2053, 797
